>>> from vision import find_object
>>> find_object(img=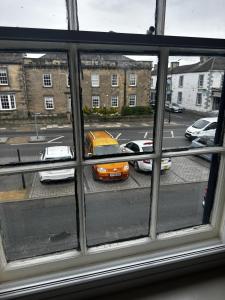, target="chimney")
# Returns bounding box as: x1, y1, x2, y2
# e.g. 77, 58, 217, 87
170, 61, 179, 69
